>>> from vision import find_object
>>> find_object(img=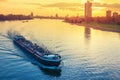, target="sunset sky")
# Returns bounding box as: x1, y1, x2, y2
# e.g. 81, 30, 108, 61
0, 0, 120, 17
